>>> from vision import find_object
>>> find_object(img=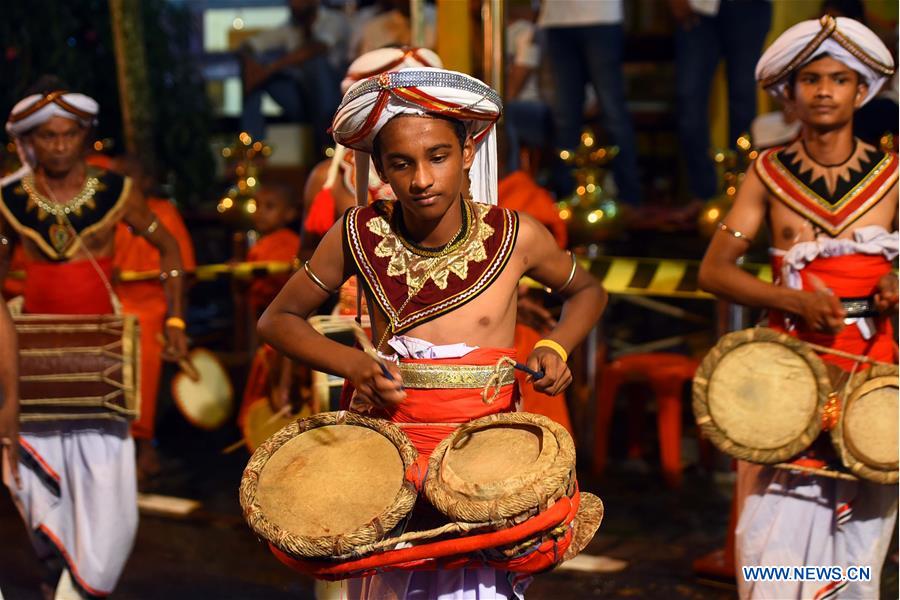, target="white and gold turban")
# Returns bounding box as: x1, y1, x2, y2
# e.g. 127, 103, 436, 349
331, 68, 502, 206
756, 15, 895, 106
321, 48, 444, 198
6, 90, 98, 138
341, 47, 443, 94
